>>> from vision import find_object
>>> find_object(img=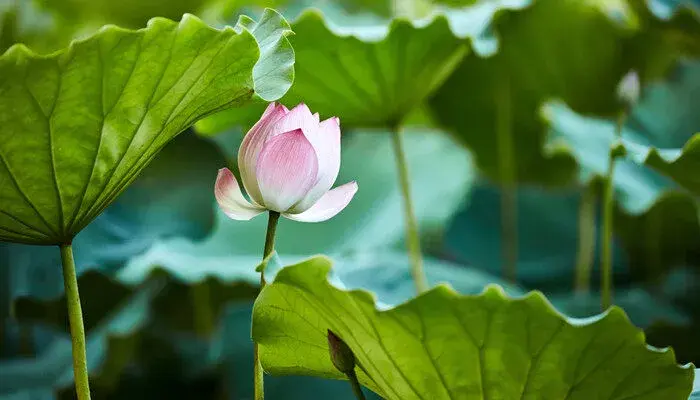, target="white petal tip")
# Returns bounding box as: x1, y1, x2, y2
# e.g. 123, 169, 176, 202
214, 168, 265, 221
